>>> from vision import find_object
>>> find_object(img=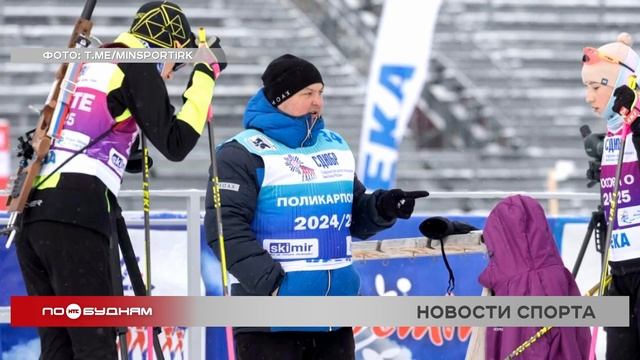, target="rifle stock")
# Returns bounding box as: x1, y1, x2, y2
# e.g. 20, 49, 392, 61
6, 0, 96, 213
